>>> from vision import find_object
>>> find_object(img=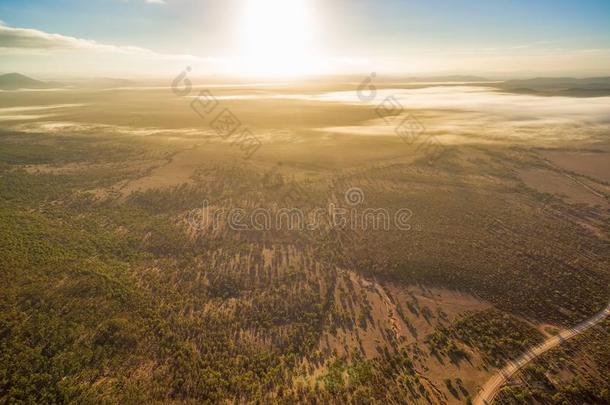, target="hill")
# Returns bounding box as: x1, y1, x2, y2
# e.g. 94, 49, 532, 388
0, 73, 55, 90
498, 76, 610, 96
